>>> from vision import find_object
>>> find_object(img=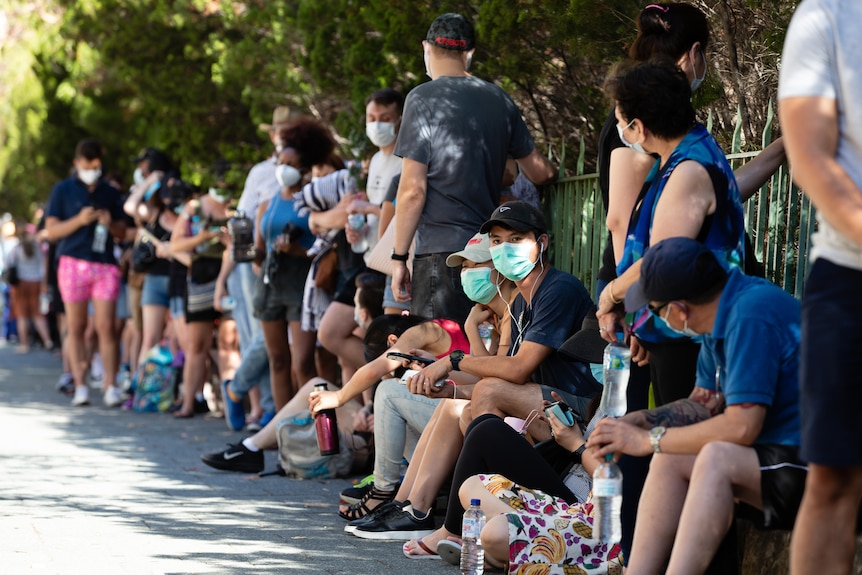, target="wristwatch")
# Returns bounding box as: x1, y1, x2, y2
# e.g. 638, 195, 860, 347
390, 249, 409, 262
570, 444, 586, 464
649, 426, 667, 454
449, 350, 465, 371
